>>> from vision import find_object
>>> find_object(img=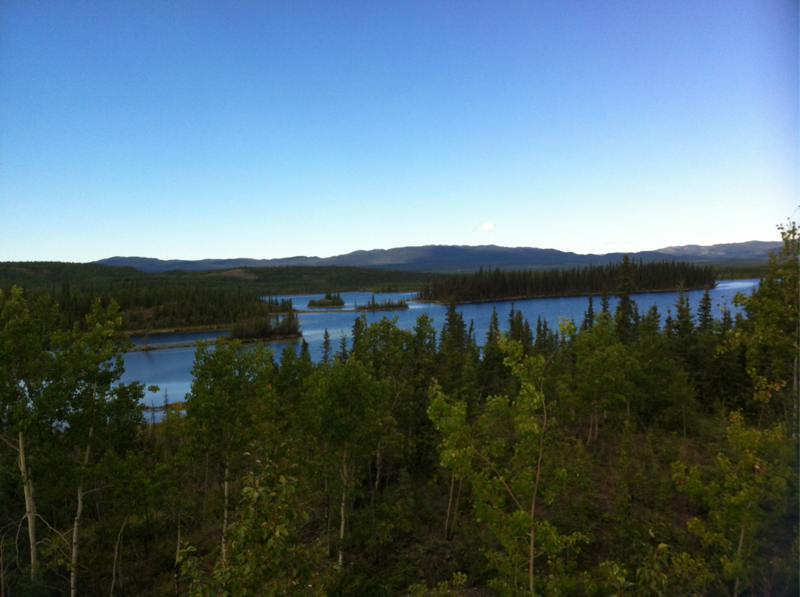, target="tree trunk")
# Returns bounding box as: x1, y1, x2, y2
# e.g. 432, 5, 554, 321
71, 432, 92, 597
1, 529, 5, 597
173, 513, 181, 597
324, 476, 331, 556
110, 514, 128, 597
222, 459, 229, 561
733, 508, 749, 597
338, 447, 348, 568
18, 432, 37, 576
529, 395, 548, 597
70, 486, 84, 597
451, 479, 462, 540
444, 472, 455, 540
374, 441, 382, 491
